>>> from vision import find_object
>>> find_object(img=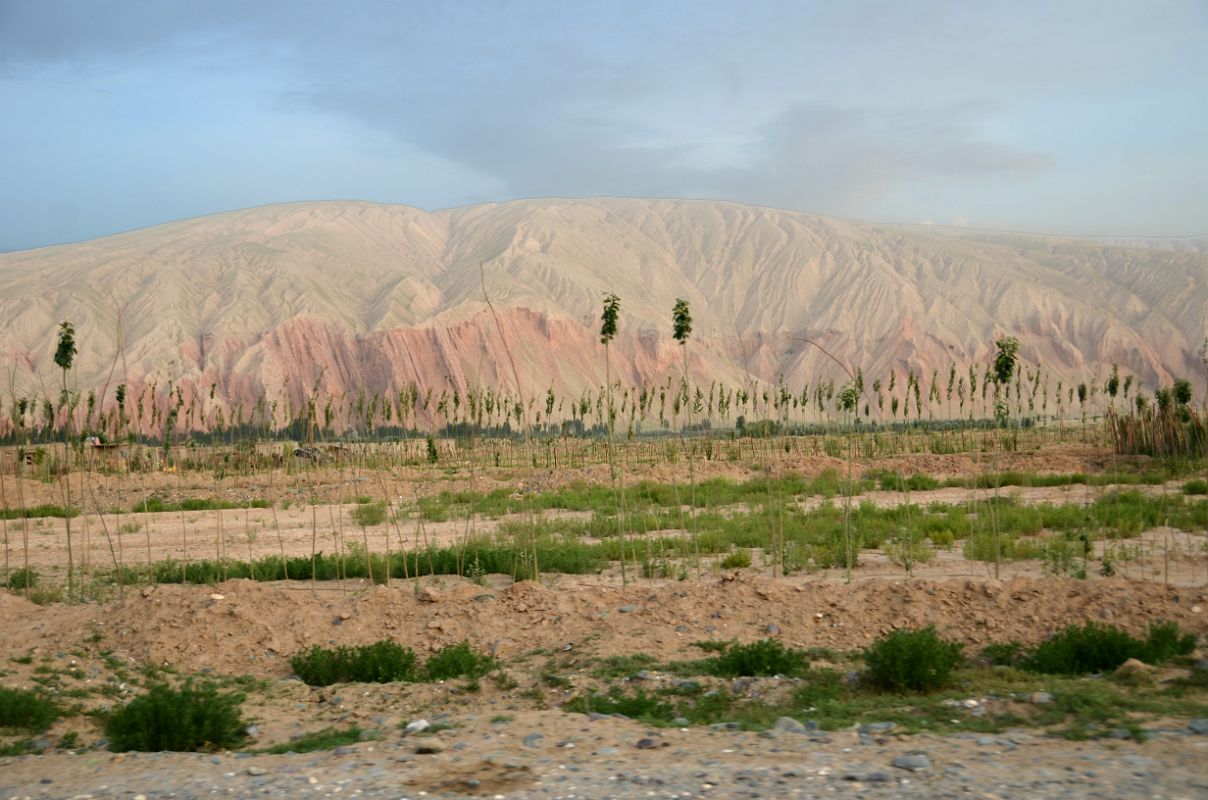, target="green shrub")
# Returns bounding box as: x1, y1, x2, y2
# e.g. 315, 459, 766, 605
424, 642, 497, 681
105, 681, 246, 752
981, 641, 1024, 667
1015, 621, 1195, 675
704, 638, 810, 677
351, 501, 387, 527
0, 687, 59, 732
291, 641, 418, 686
1182, 479, 1208, 496
4, 568, 38, 591
1025, 622, 1153, 675
1141, 621, 1196, 663
719, 549, 752, 569
863, 627, 963, 692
